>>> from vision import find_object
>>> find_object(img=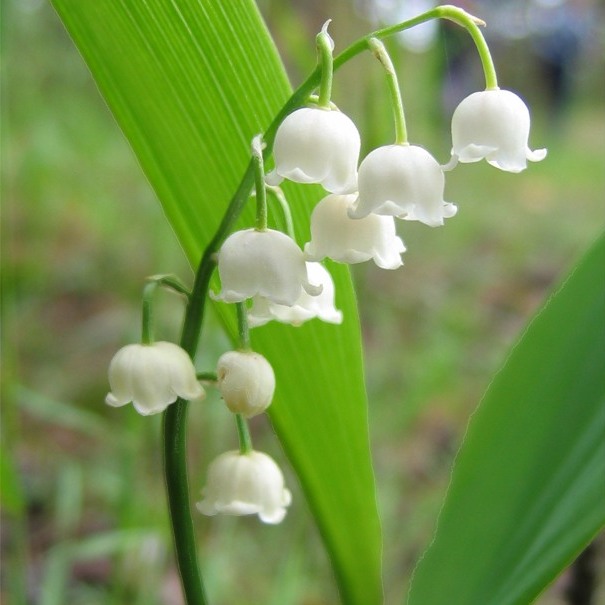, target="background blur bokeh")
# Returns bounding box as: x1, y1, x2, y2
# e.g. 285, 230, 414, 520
2, 0, 604, 603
